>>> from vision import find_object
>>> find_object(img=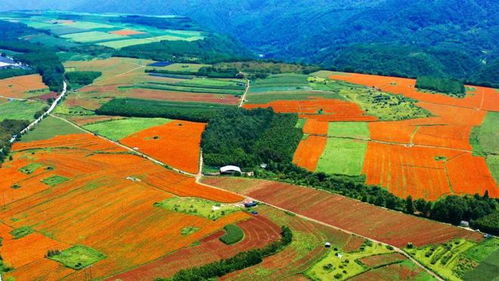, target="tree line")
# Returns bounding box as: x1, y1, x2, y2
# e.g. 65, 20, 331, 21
257, 162, 498, 232
416, 76, 465, 97
156, 226, 292, 281
0, 119, 29, 164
